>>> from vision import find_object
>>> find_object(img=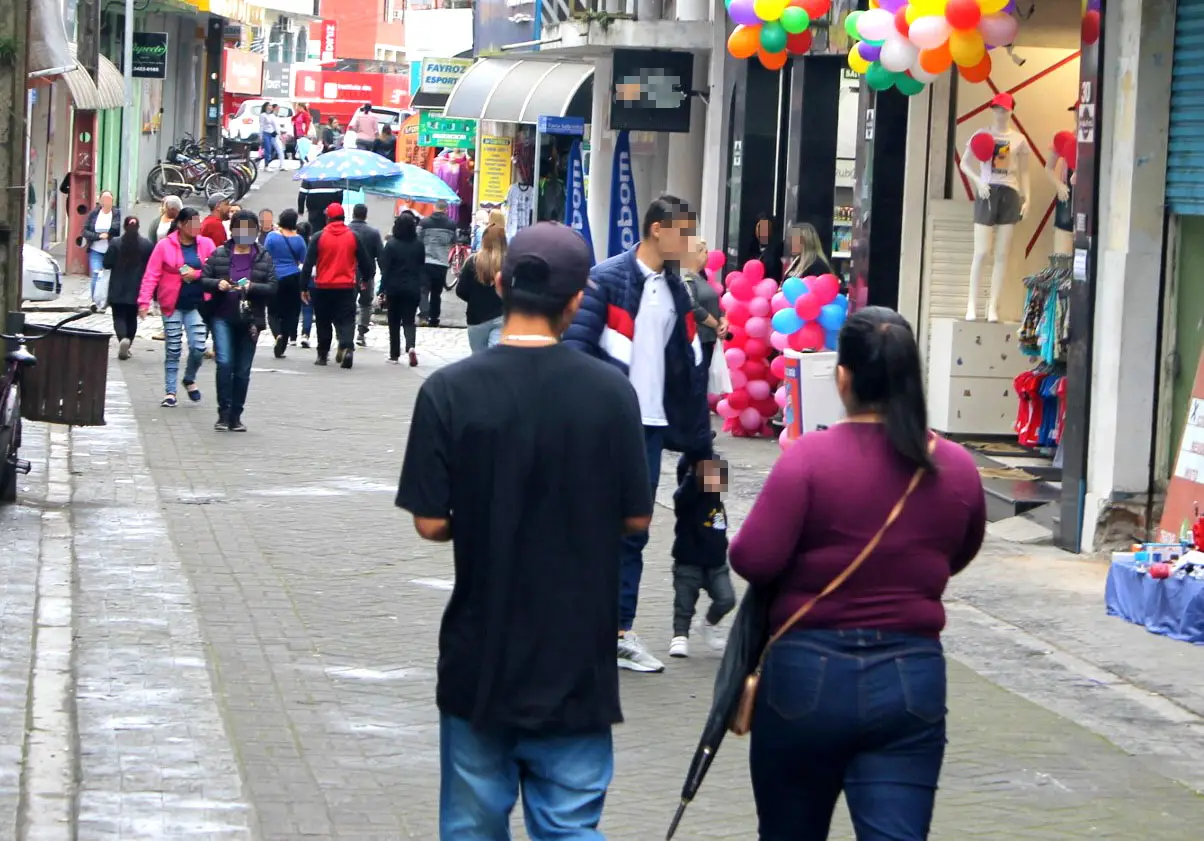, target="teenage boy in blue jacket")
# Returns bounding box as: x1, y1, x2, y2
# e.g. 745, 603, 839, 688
563, 194, 712, 674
